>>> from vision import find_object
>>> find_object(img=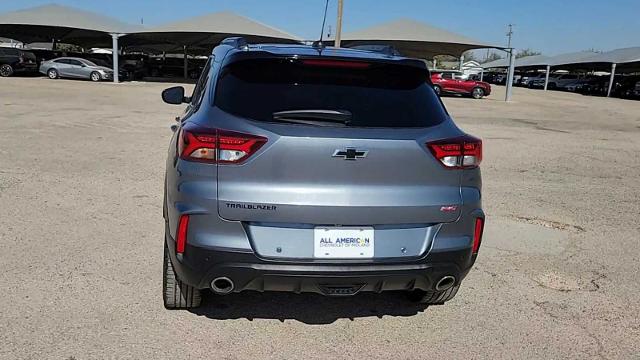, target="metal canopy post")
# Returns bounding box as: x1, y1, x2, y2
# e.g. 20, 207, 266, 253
335, 0, 344, 47
480, 69, 484, 82
607, 63, 617, 97
110, 33, 120, 83
183, 45, 188, 79
459, 54, 464, 71
505, 48, 516, 101
544, 65, 551, 91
